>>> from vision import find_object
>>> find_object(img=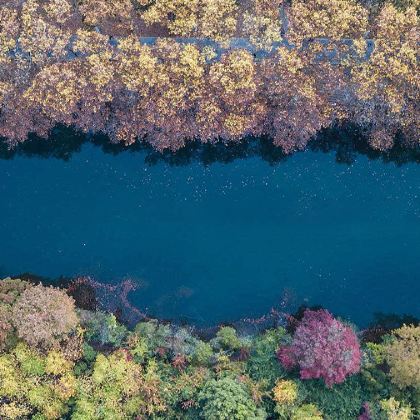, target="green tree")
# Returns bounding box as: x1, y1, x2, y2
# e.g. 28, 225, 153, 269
291, 404, 323, 420
0, 343, 76, 419
198, 376, 266, 419
384, 325, 420, 389
73, 351, 166, 419
0, 278, 30, 351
